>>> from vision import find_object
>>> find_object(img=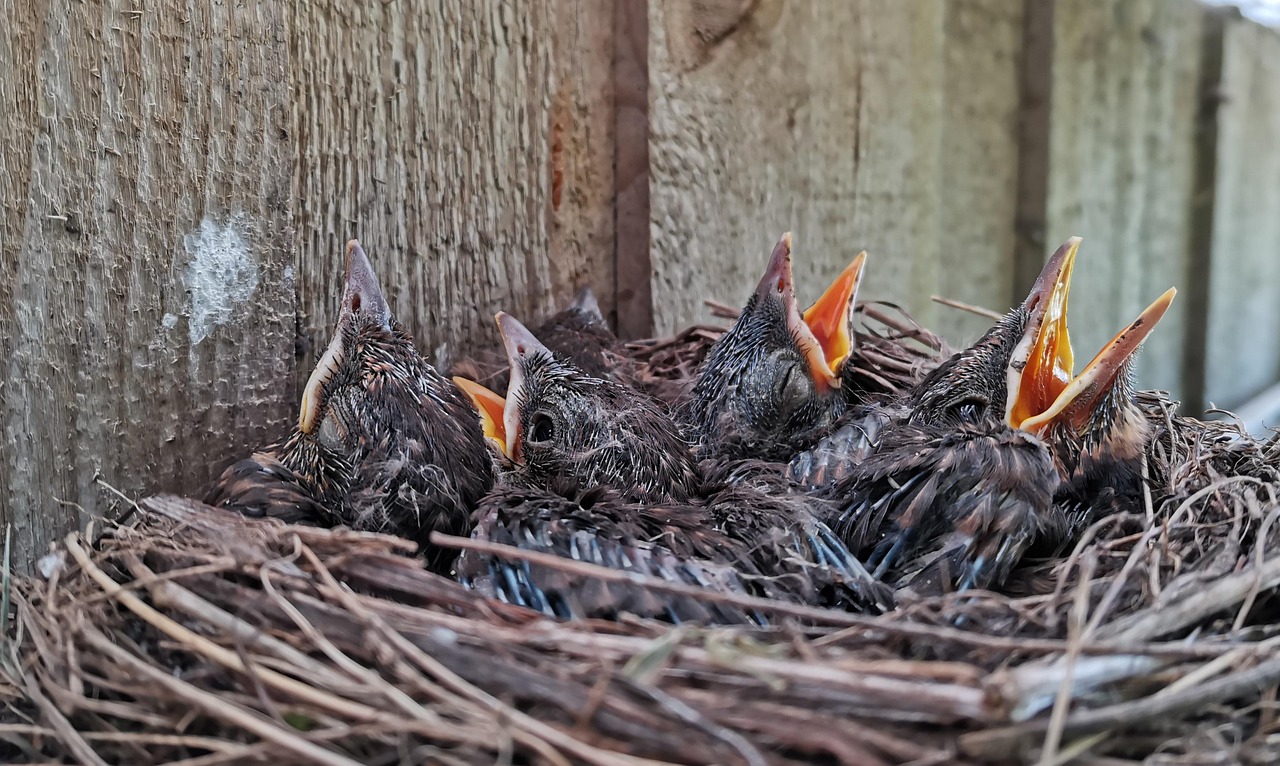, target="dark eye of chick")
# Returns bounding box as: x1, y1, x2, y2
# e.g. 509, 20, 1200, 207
528, 412, 556, 444
775, 361, 814, 416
